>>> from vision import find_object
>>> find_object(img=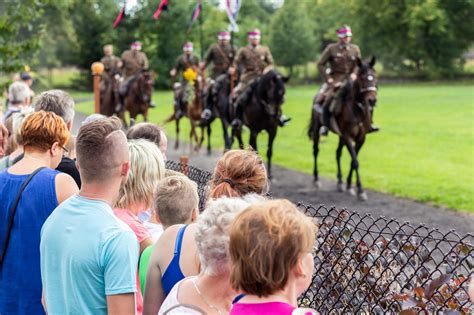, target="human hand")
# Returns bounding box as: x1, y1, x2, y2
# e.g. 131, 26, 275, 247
350, 73, 357, 81
327, 77, 334, 84
170, 69, 176, 77
228, 67, 236, 75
